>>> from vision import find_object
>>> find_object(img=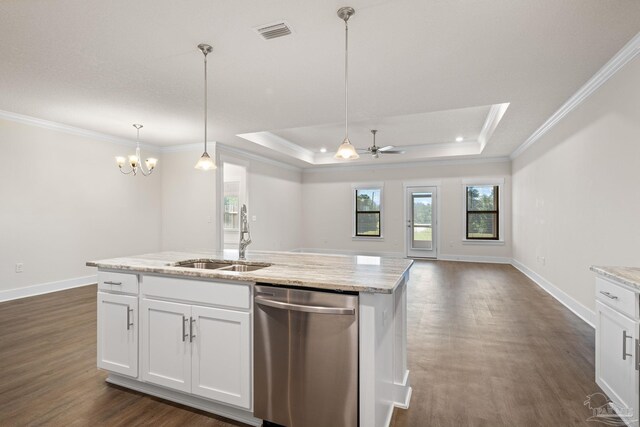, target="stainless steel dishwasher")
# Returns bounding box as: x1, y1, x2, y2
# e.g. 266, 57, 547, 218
254, 284, 358, 427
